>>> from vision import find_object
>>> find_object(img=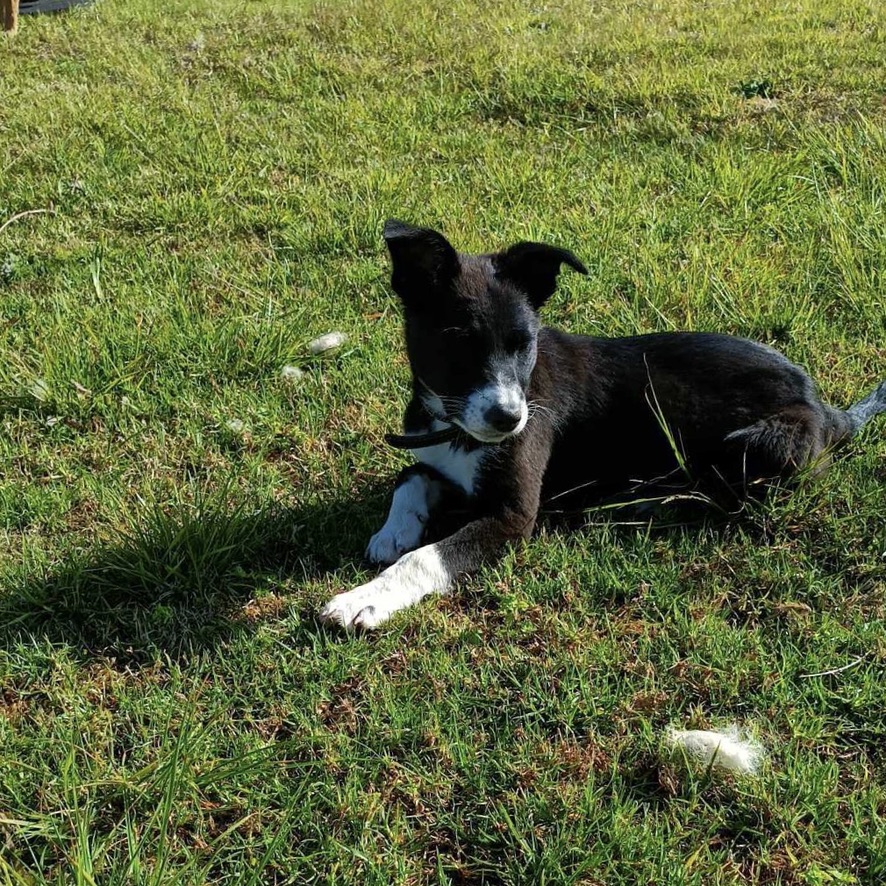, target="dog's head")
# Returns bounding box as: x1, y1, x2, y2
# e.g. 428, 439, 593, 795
383, 220, 587, 444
